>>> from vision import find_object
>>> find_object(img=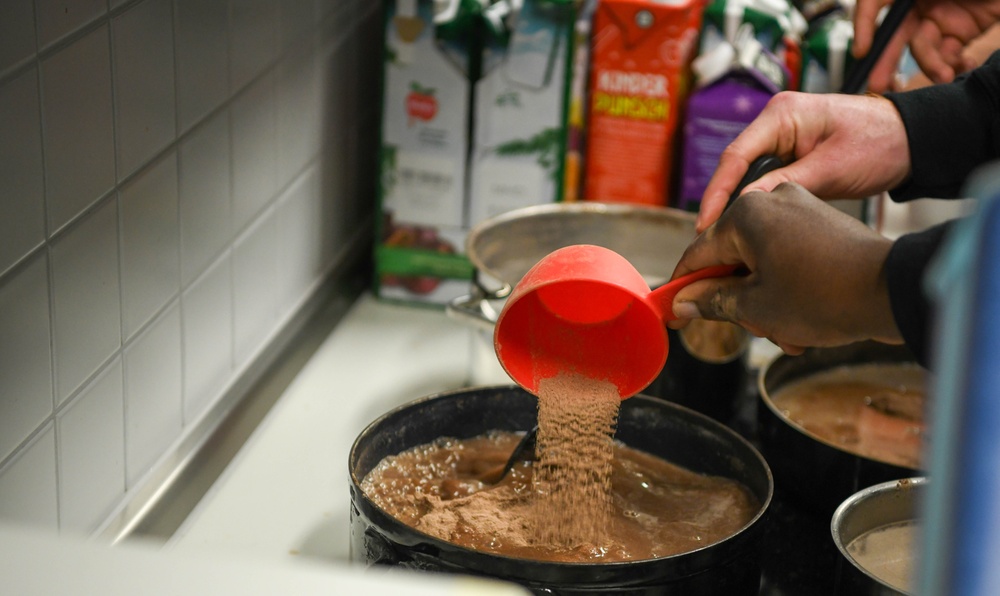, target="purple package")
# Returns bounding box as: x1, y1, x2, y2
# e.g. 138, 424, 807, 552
677, 70, 780, 211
